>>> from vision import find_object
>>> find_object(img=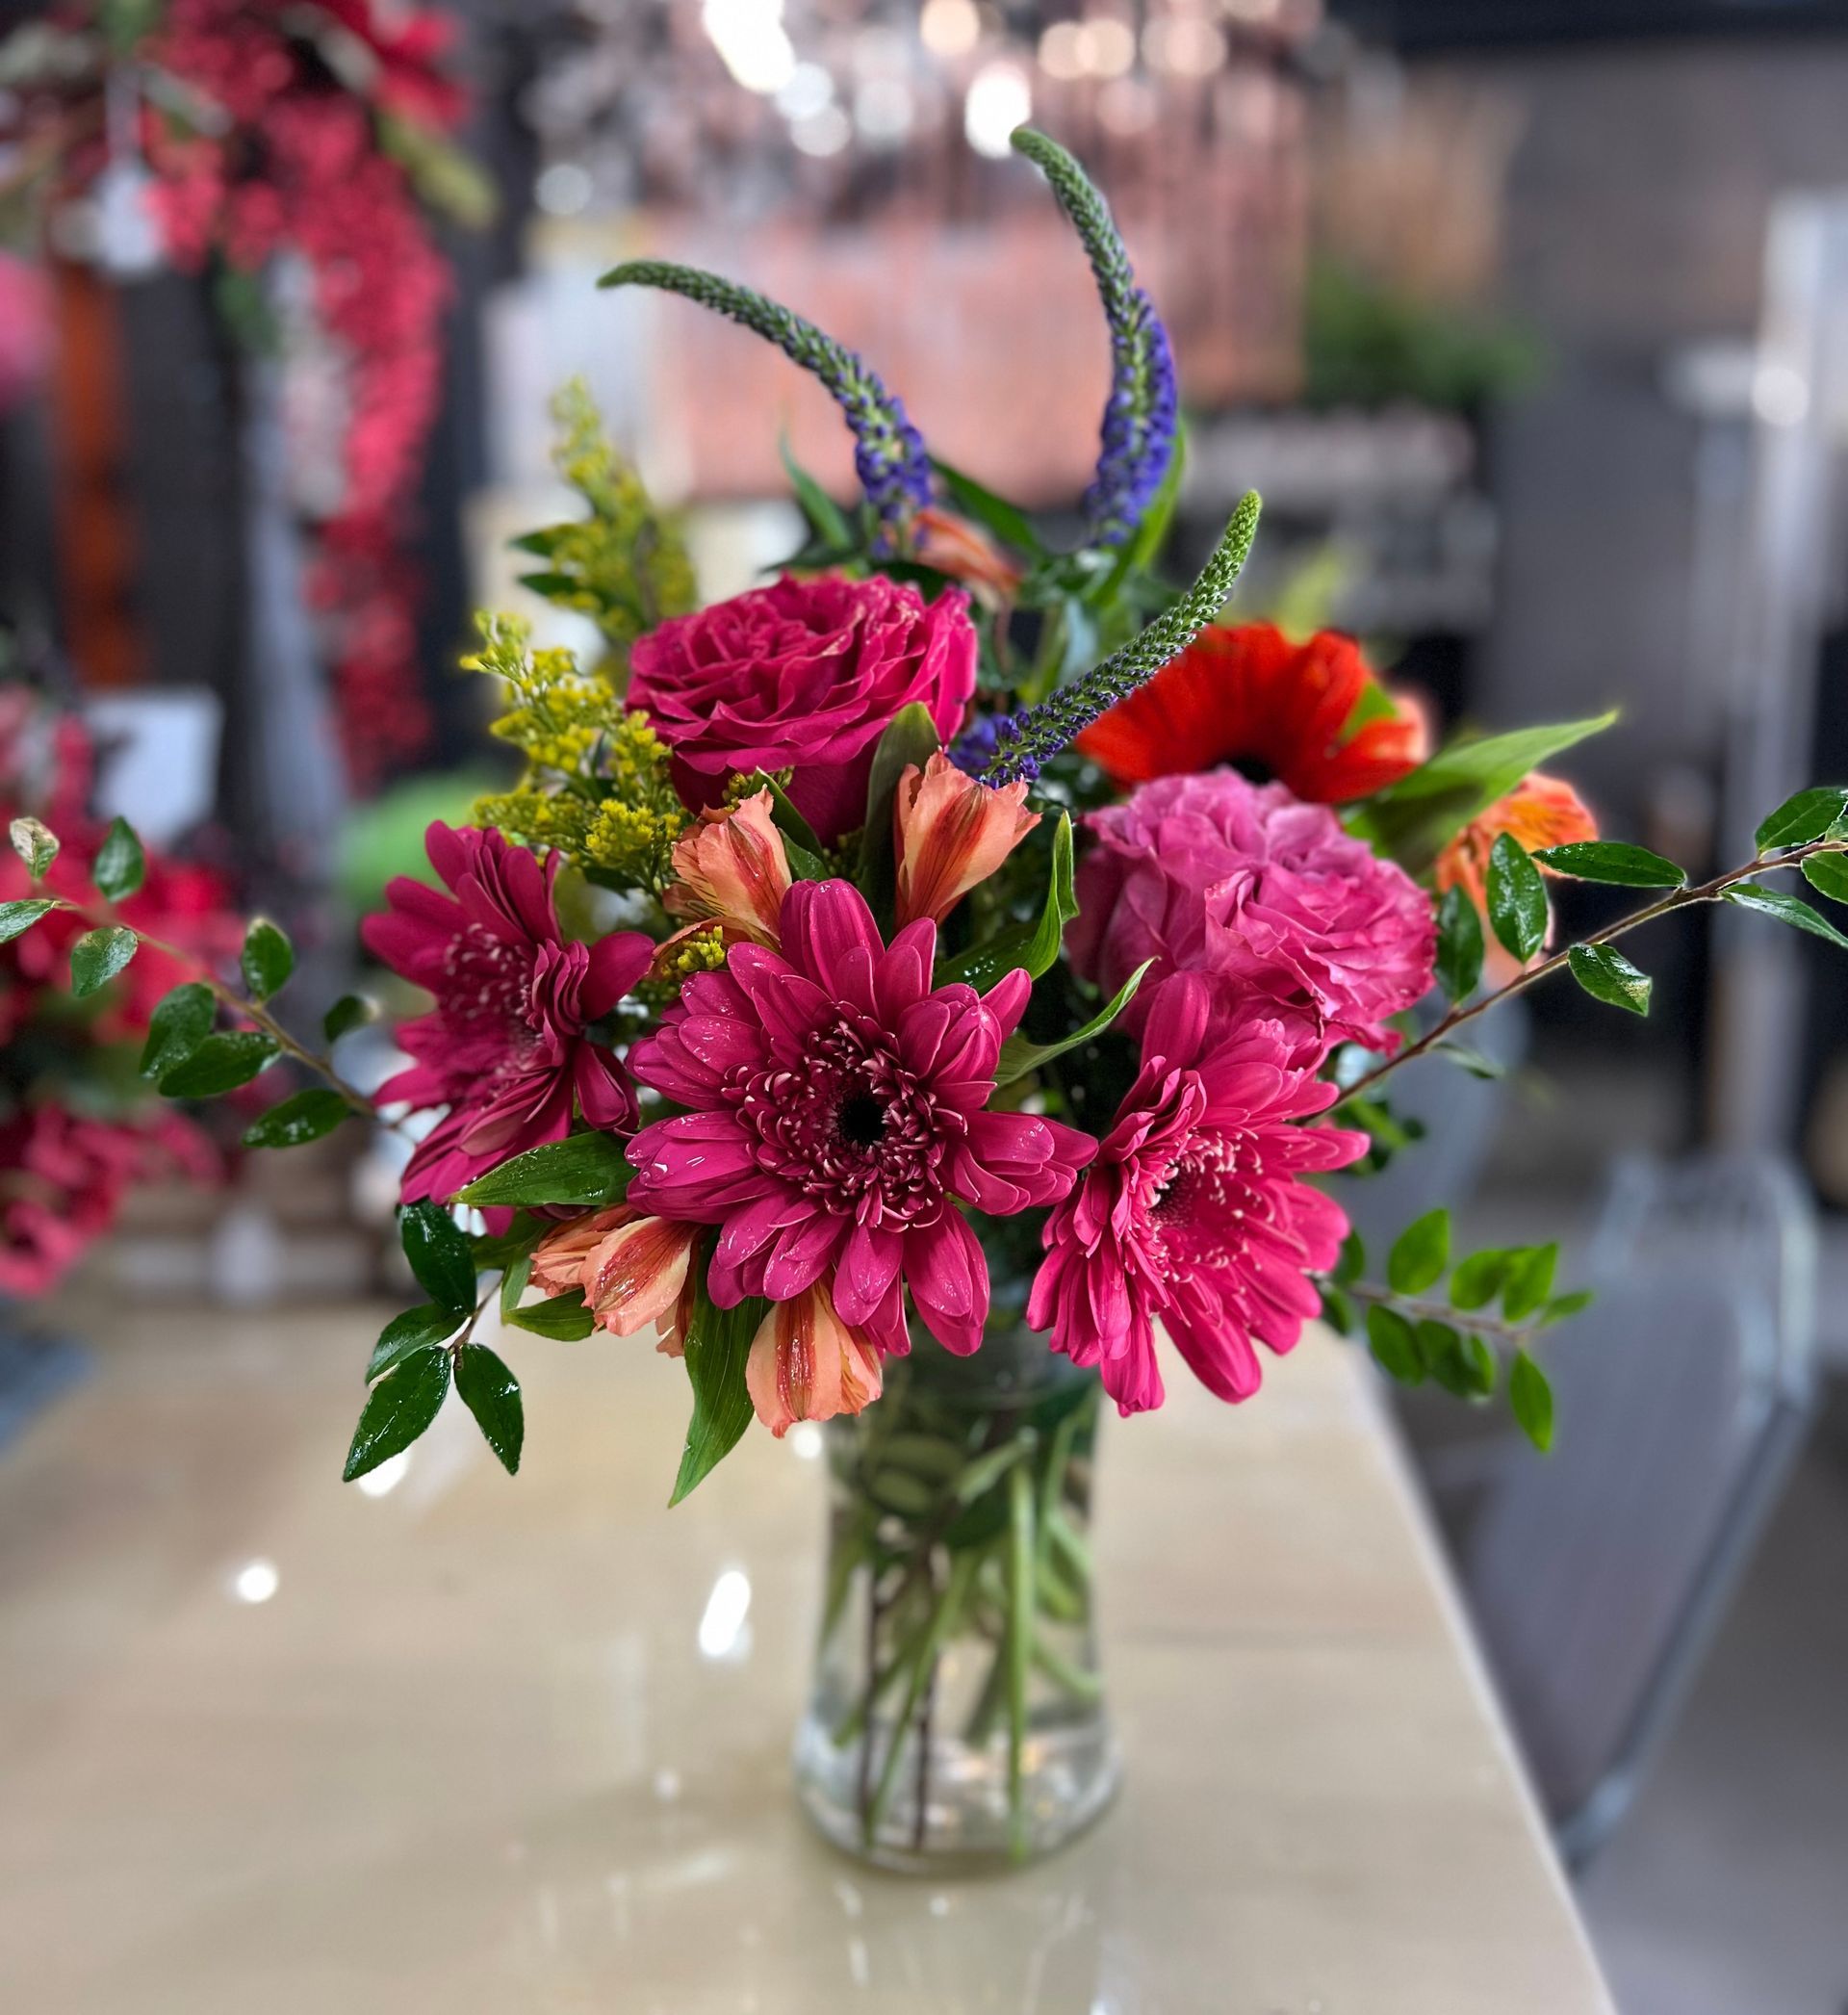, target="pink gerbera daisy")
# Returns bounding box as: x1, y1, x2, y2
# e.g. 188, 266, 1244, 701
1028, 974, 1369, 1414
625, 879, 1095, 1355
362, 822, 653, 1204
